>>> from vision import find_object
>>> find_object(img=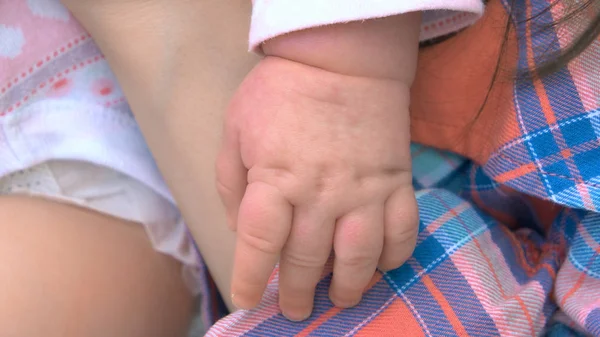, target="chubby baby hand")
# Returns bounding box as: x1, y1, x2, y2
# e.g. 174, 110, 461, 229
217, 13, 421, 321
217, 56, 419, 320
